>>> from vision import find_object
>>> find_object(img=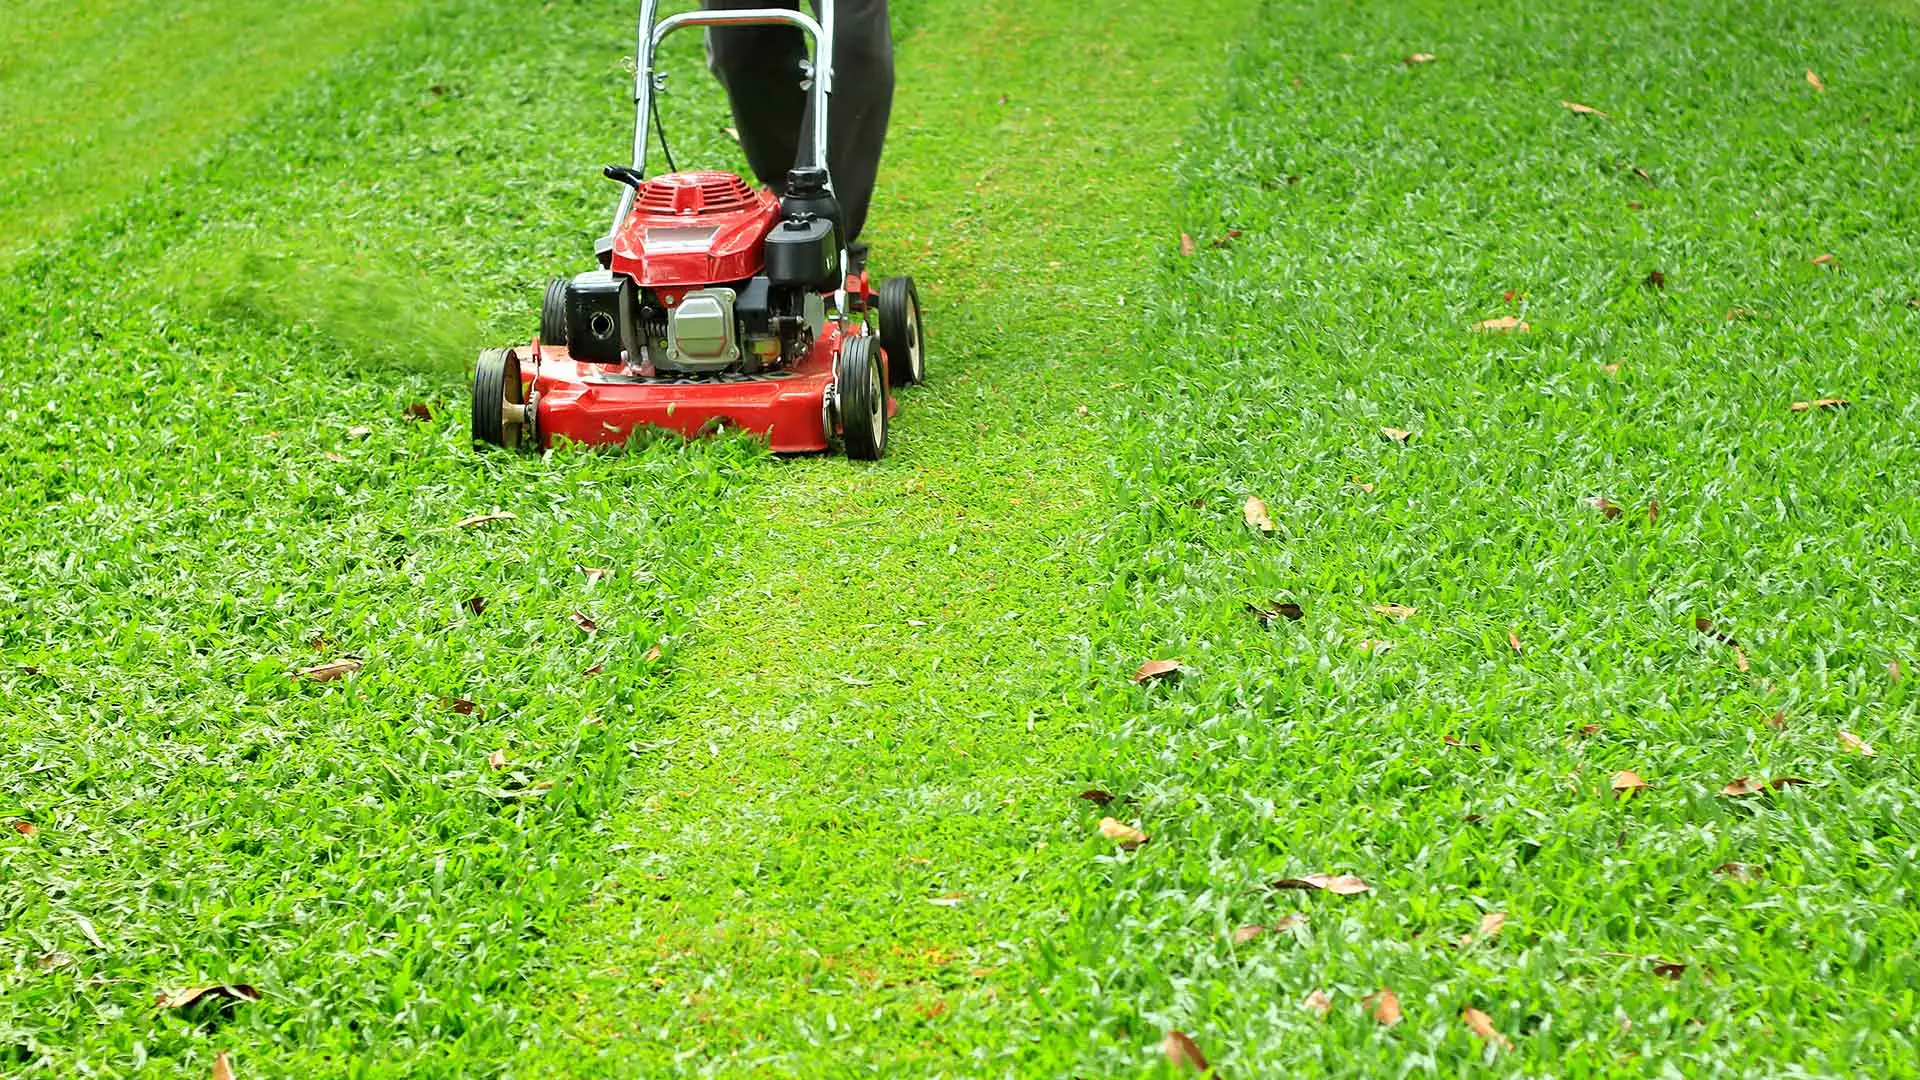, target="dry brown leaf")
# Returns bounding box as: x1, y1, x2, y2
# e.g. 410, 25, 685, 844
1404, 52, 1436, 64
1611, 770, 1648, 797
157, 985, 261, 1010
213, 1051, 235, 1080
1209, 228, 1244, 249
1644, 269, 1667, 290
456, 510, 517, 529
1589, 496, 1623, 520
1132, 658, 1183, 684
1714, 862, 1761, 881
1766, 711, 1786, 730
346, 425, 372, 440
1480, 911, 1507, 937
571, 611, 599, 634
1365, 988, 1403, 1026
1507, 630, 1524, 655
1790, 398, 1851, 416
1651, 962, 1686, 980
1349, 476, 1376, 493
1179, 233, 1197, 257
1648, 499, 1659, 524
579, 565, 611, 584
1357, 638, 1395, 654
1839, 730, 1876, 757
1303, 989, 1333, 1018
1247, 600, 1304, 624
1162, 1030, 1209, 1073
1372, 603, 1418, 620
323, 451, 348, 464
1231, 924, 1267, 944
1560, 100, 1609, 118
1274, 912, 1309, 930
1578, 723, 1601, 737
403, 403, 433, 422
1271, 873, 1372, 895
1602, 362, 1621, 376
1380, 426, 1414, 443
1720, 776, 1764, 797
1078, 788, 1114, 805
582, 662, 605, 677
487, 749, 508, 770
13, 820, 38, 836
1727, 306, 1756, 321
1626, 201, 1645, 210
463, 596, 487, 616
1099, 816, 1148, 849
1769, 776, 1812, 790
1810, 253, 1837, 266
641, 644, 663, 663
1462, 1007, 1513, 1050
440, 696, 477, 716
1890, 660, 1905, 682
1244, 495, 1277, 533
1806, 69, 1825, 93
1472, 314, 1531, 334
295, 658, 362, 682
